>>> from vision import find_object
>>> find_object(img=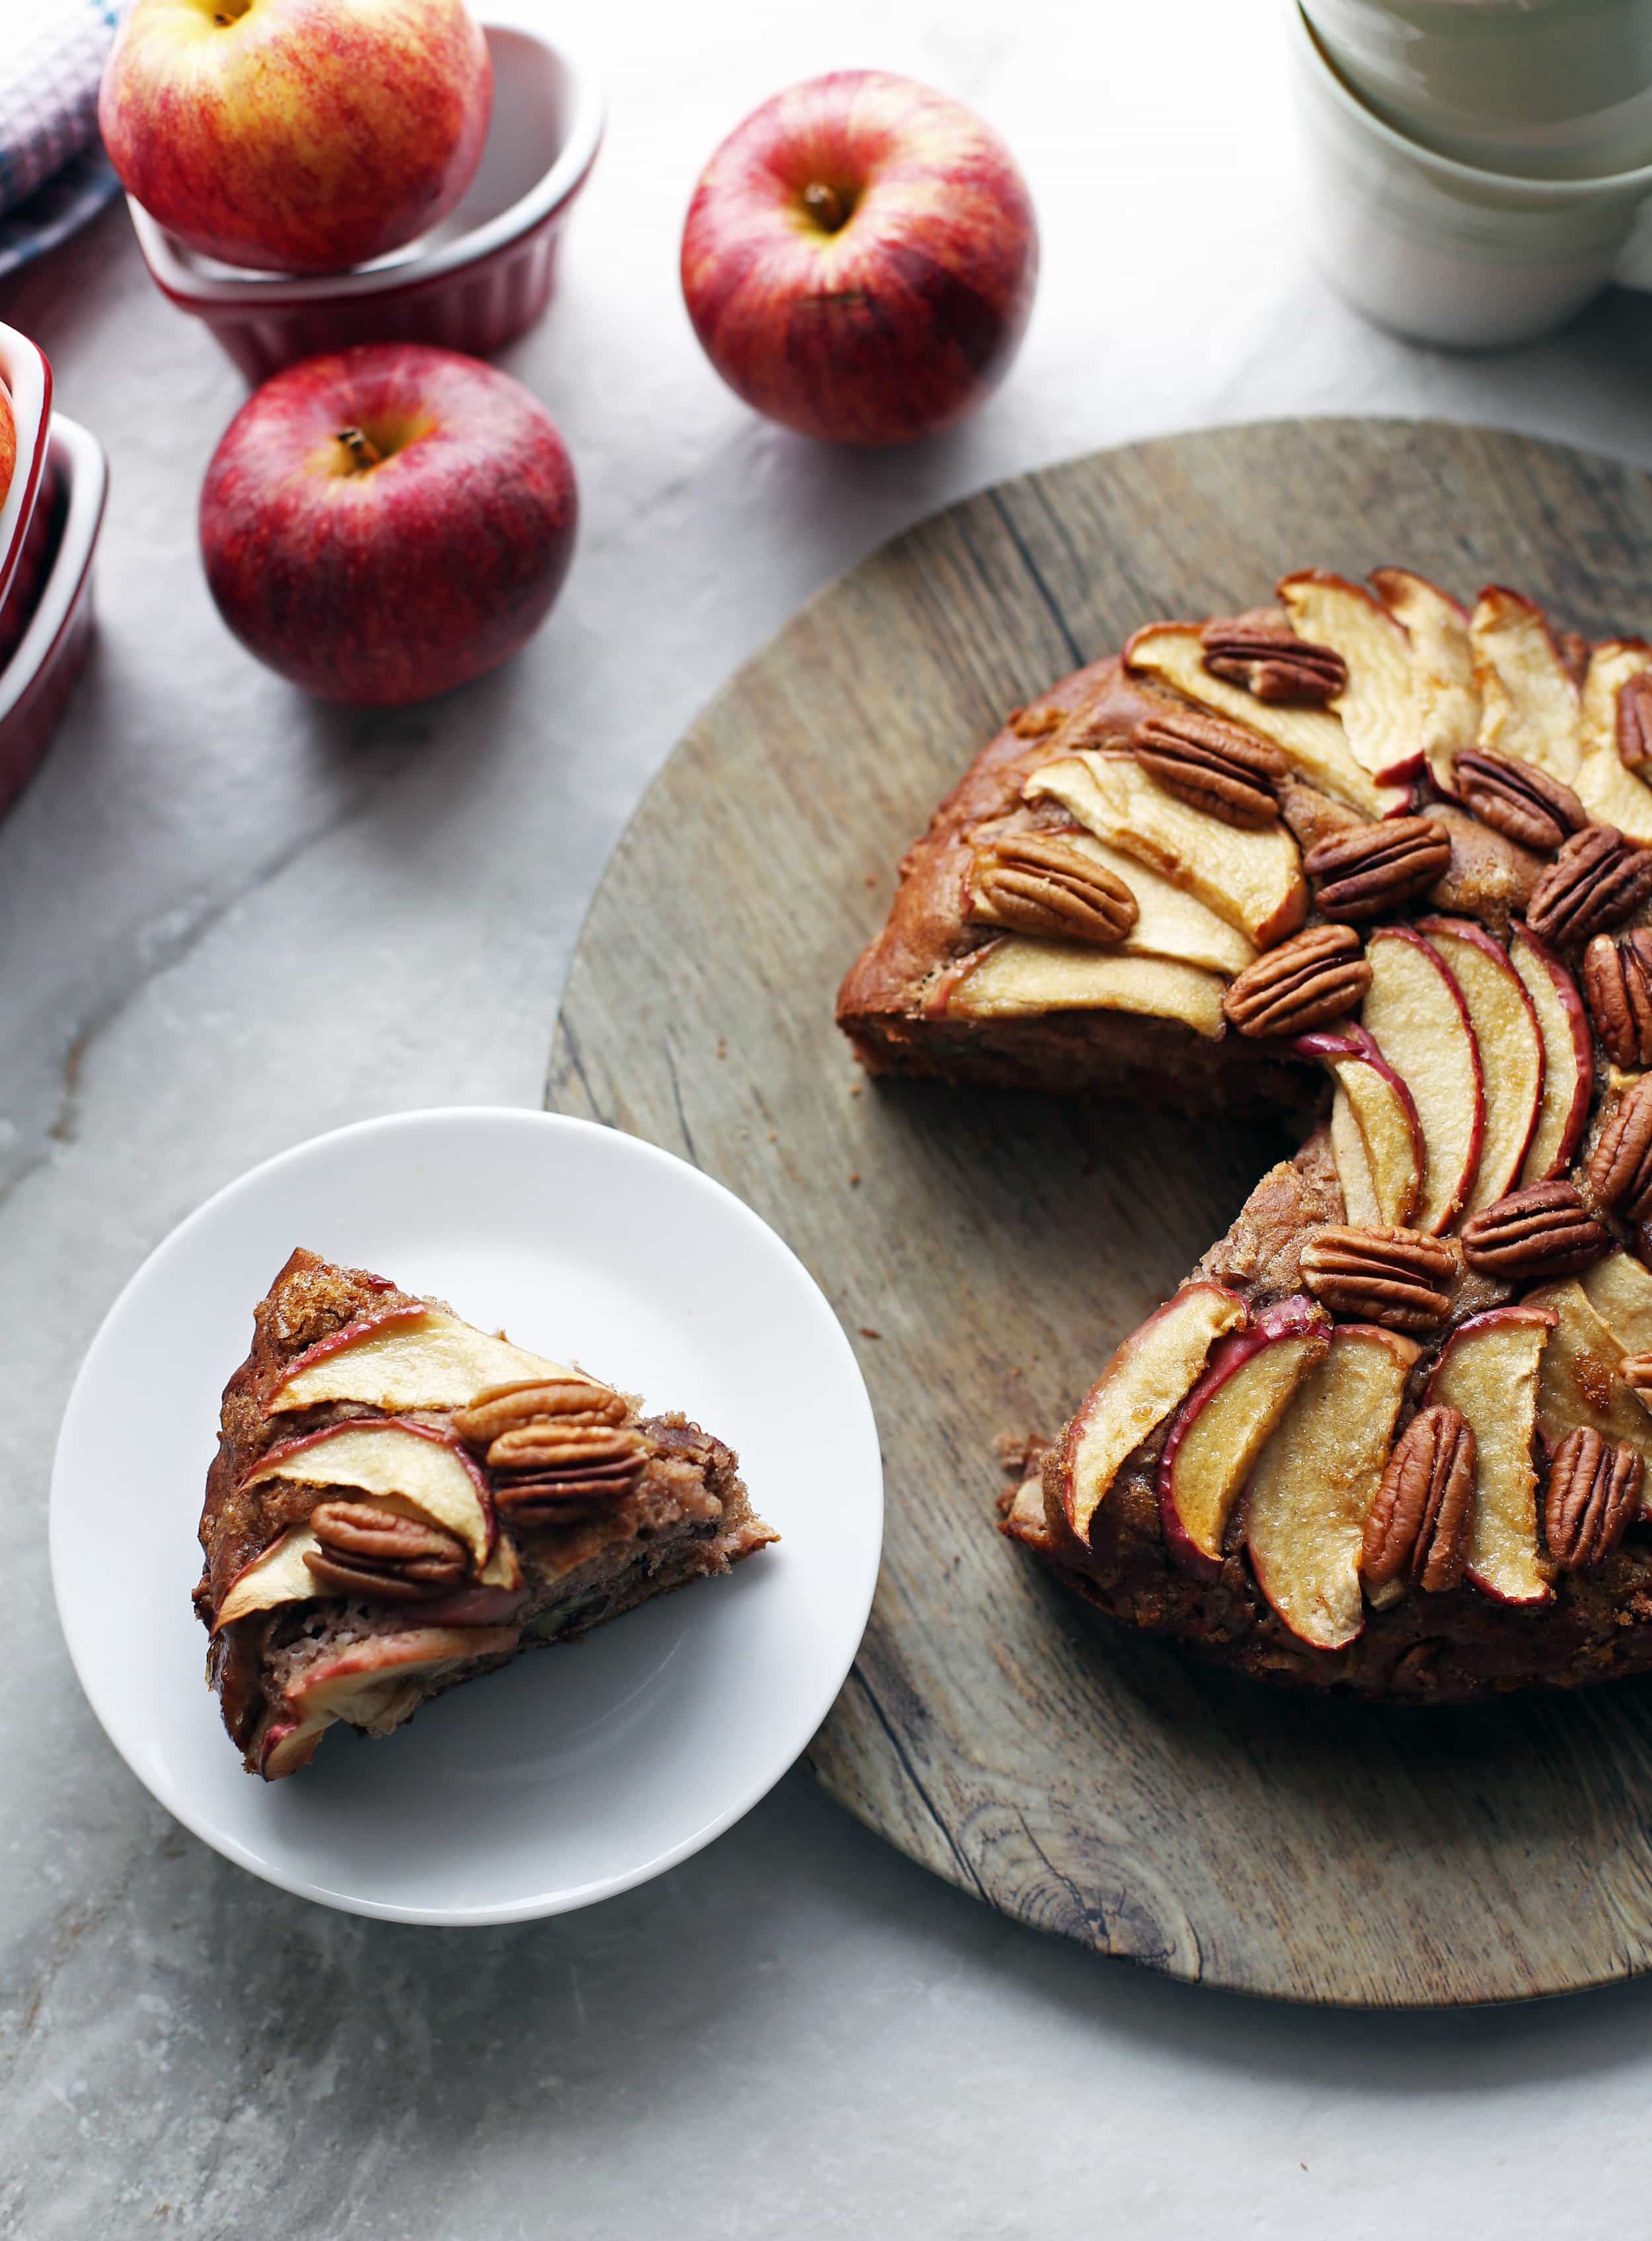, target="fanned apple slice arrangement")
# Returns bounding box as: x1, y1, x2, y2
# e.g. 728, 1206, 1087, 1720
839, 568, 1652, 1697
197, 1250, 776, 1777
